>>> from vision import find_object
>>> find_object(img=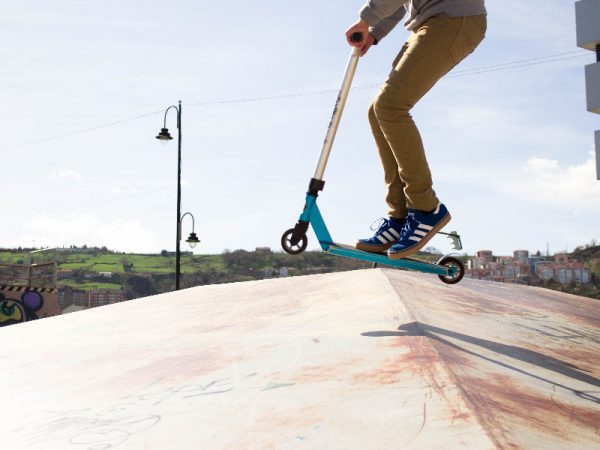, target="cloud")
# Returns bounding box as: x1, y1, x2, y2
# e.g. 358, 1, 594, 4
525, 157, 558, 172
486, 1, 574, 44
51, 169, 84, 183
430, 104, 590, 152
20, 214, 161, 253
504, 152, 600, 210
435, 151, 599, 211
